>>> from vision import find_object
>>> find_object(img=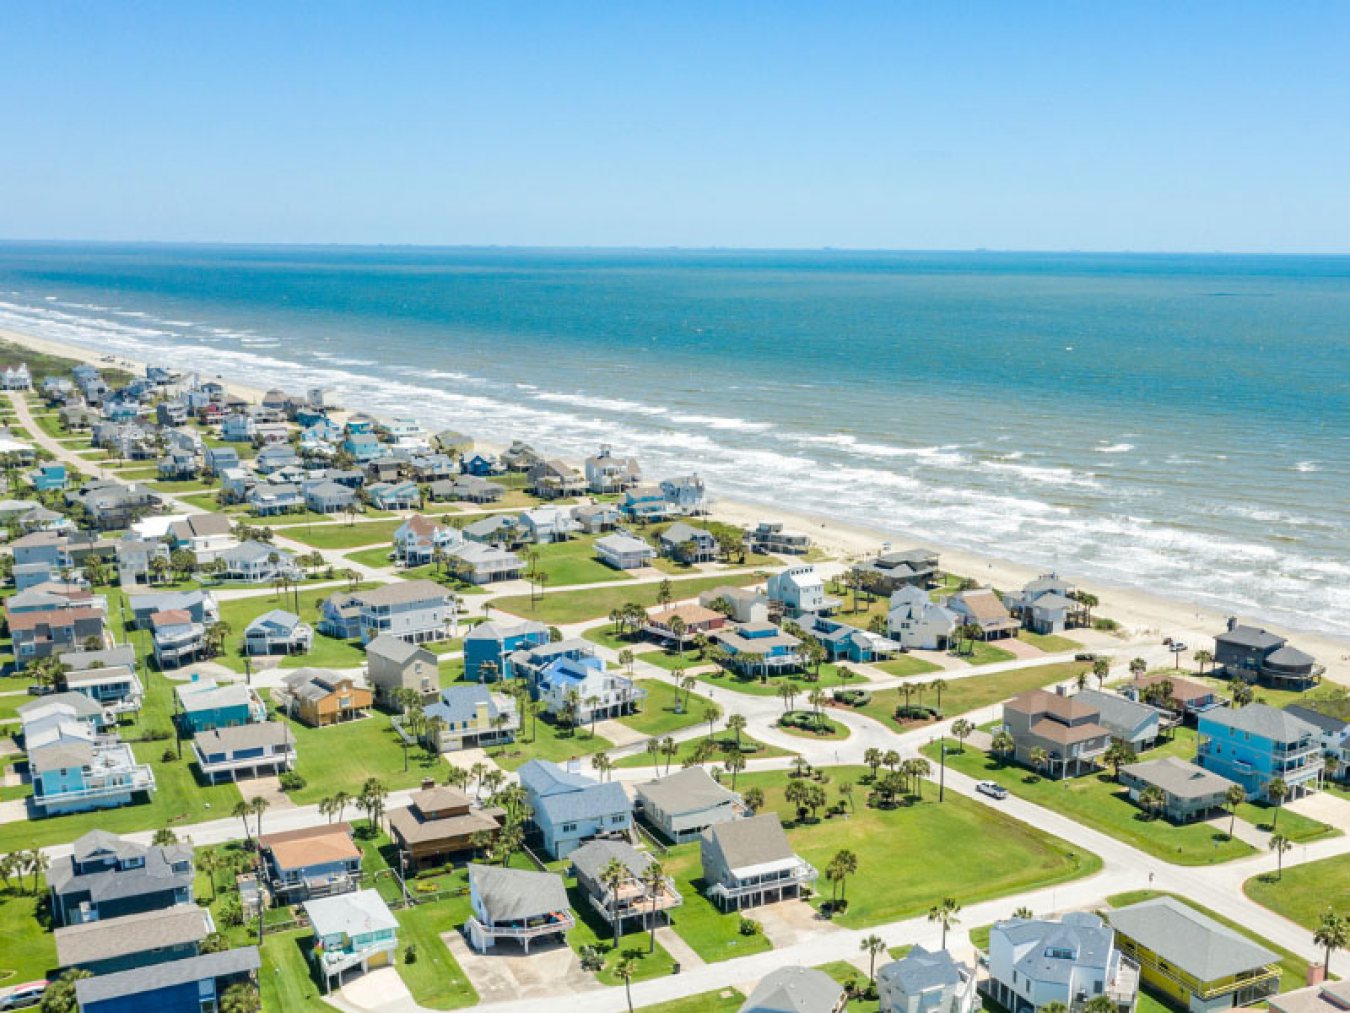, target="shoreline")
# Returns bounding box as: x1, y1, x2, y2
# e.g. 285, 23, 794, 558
4, 323, 1347, 685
